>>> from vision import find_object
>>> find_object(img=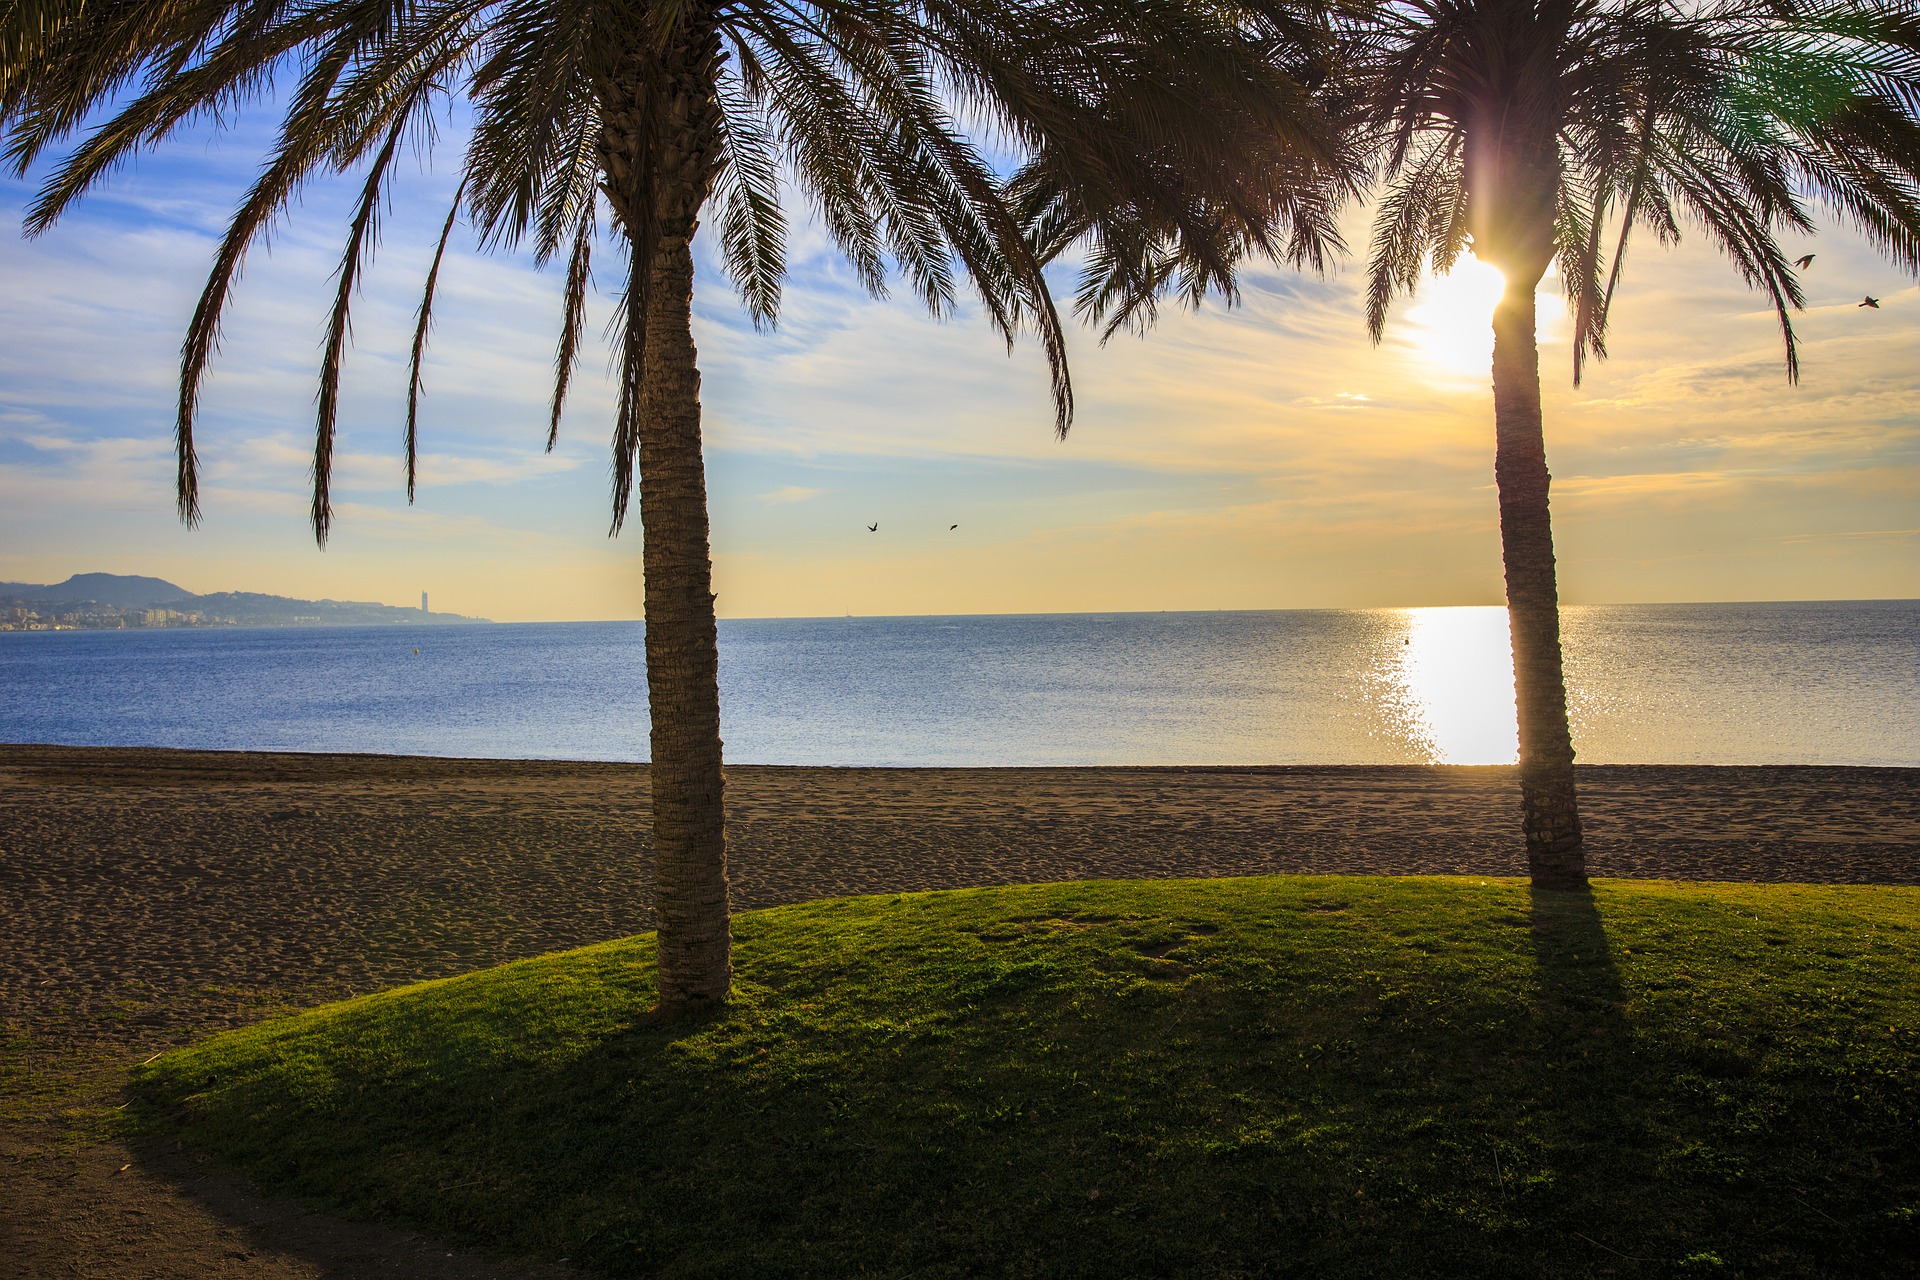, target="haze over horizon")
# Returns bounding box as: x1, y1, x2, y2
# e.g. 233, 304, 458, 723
0, 568, 1912, 625
3, 114, 1915, 623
